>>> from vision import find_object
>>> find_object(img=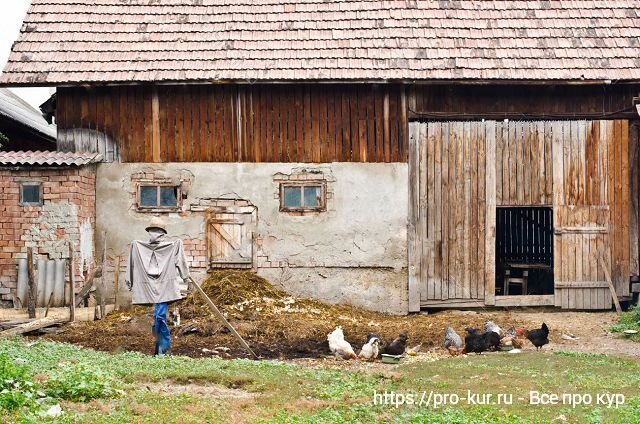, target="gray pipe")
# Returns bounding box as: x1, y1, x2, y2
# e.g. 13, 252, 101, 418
53, 260, 66, 307
44, 260, 56, 308
36, 259, 46, 307
16, 259, 28, 308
